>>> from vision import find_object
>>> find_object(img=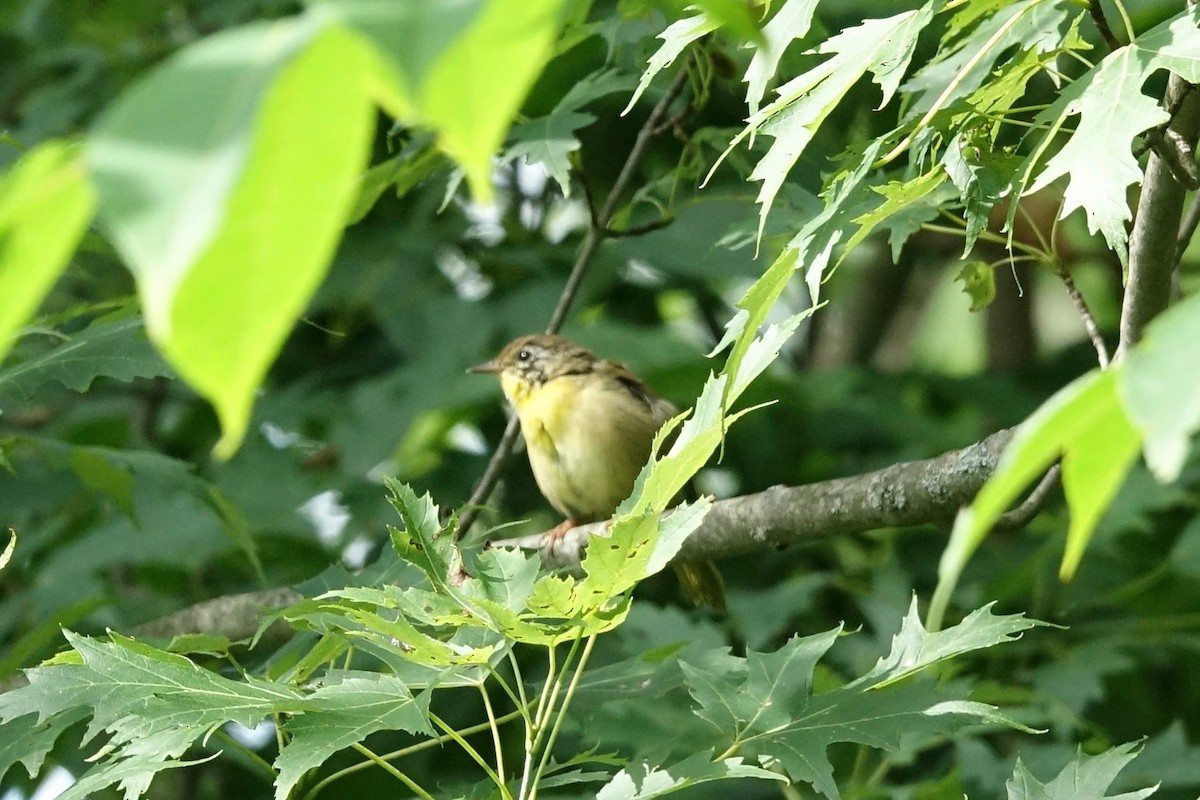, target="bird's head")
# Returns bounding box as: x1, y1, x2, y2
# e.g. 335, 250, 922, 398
468, 334, 596, 402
